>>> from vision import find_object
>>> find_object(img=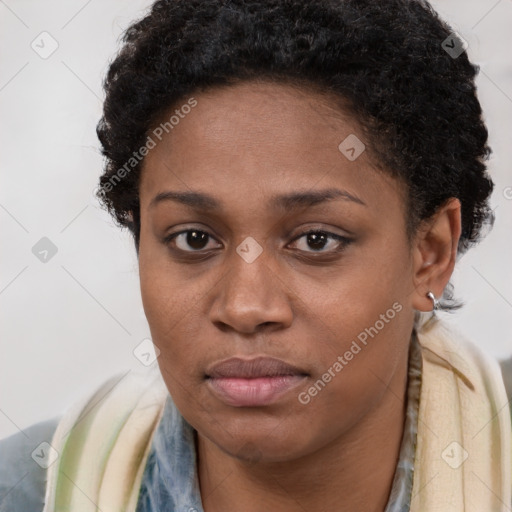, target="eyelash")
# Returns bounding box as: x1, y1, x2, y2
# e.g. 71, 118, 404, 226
162, 228, 352, 256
